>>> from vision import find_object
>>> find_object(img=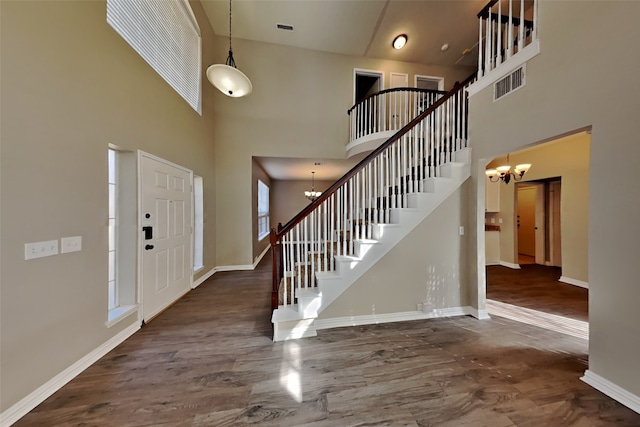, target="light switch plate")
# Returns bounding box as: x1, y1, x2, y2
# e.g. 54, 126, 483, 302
61, 236, 82, 253
25, 240, 59, 260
